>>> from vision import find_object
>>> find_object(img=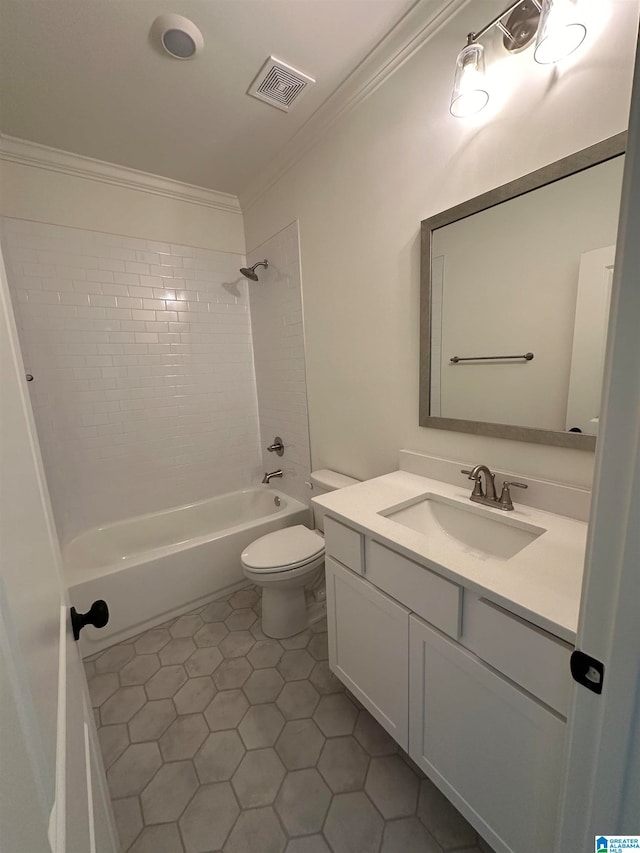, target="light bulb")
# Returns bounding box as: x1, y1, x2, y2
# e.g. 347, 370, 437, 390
450, 43, 490, 118
534, 0, 587, 64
